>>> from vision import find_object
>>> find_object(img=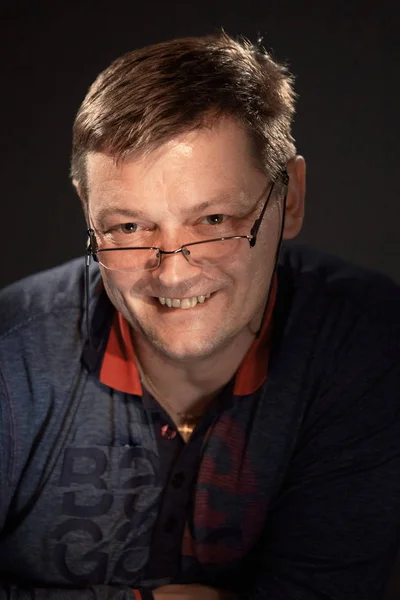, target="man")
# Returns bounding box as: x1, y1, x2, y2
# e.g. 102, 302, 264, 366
0, 32, 399, 600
